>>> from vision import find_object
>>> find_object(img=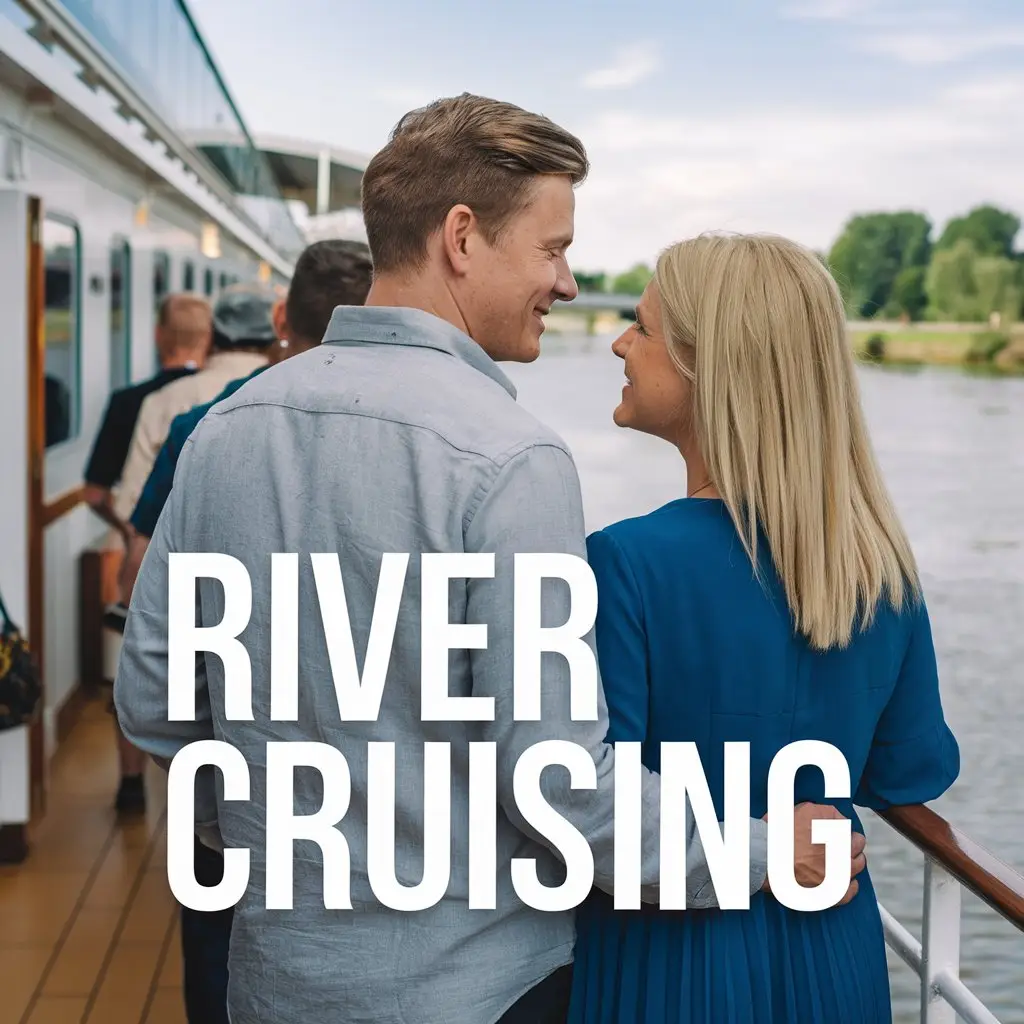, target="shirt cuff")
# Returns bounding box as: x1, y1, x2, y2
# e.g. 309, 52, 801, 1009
129, 501, 158, 537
